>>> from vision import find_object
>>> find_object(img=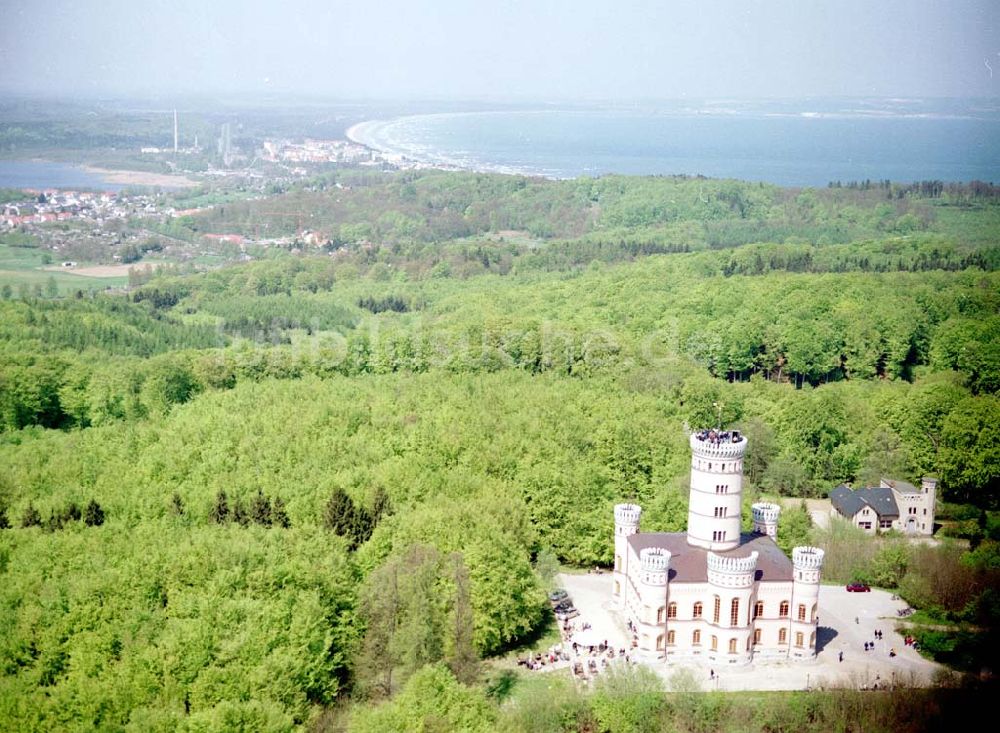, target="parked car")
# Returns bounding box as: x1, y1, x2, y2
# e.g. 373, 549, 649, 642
846, 583, 871, 592
549, 589, 568, 603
